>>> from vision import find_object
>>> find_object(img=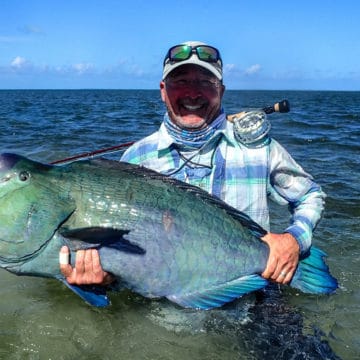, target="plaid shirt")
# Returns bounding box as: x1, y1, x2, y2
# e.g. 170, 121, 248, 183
121, 117, 325, 255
